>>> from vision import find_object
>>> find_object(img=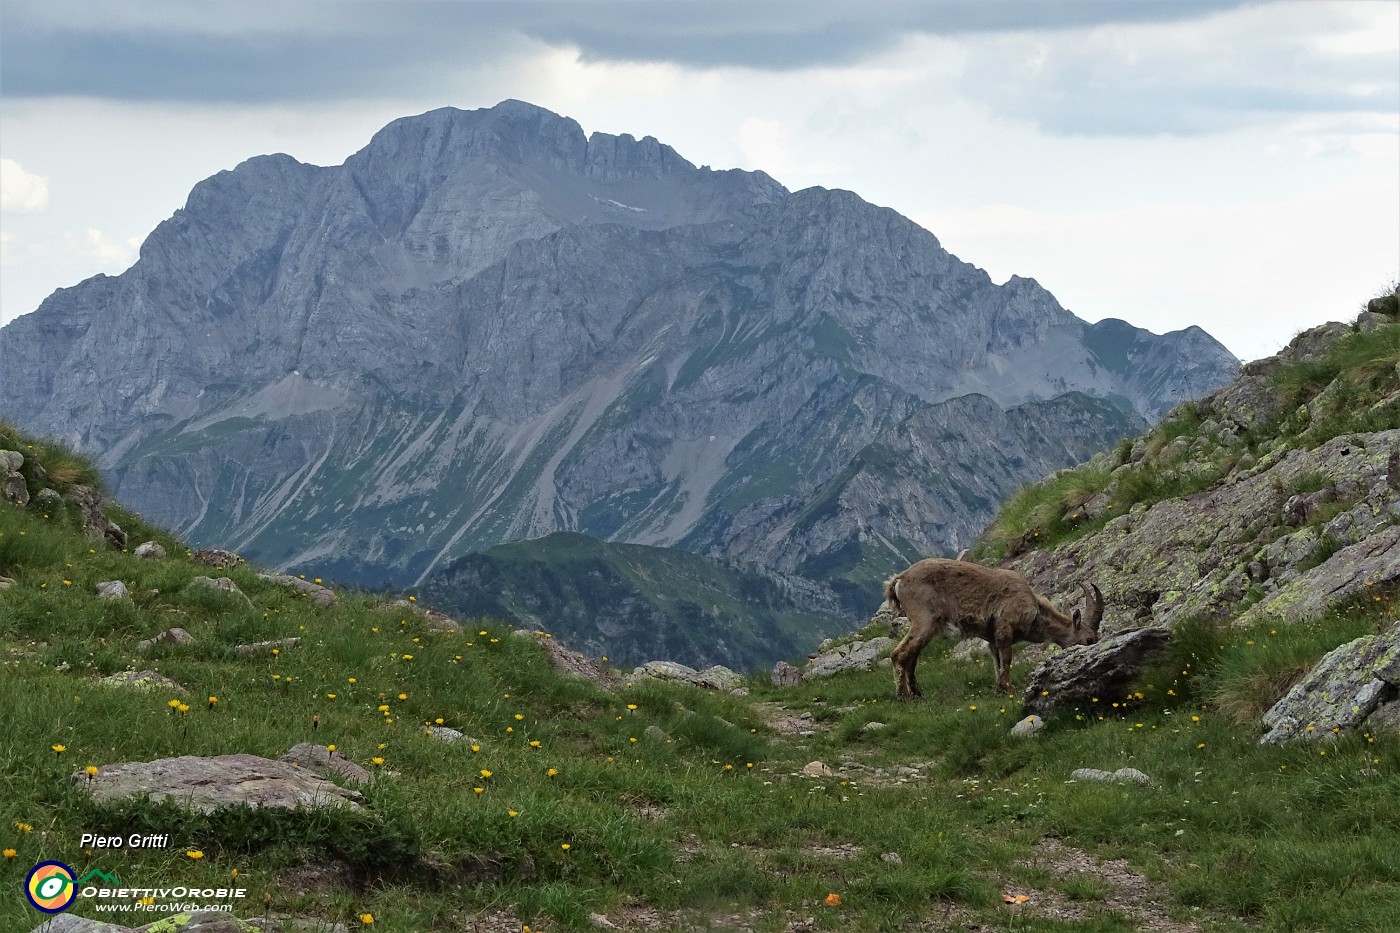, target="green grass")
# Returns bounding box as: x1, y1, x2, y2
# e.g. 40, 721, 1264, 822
3, 431, 1400, 932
